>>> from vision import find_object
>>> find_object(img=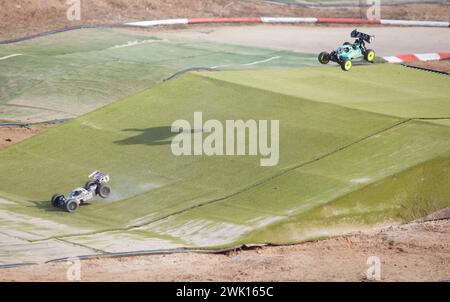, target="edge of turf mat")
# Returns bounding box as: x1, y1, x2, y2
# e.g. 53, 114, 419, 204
1, 64, 450, 263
